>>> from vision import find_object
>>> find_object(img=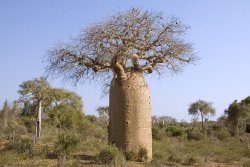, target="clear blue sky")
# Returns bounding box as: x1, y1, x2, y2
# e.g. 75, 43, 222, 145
1, 0, 250, 121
